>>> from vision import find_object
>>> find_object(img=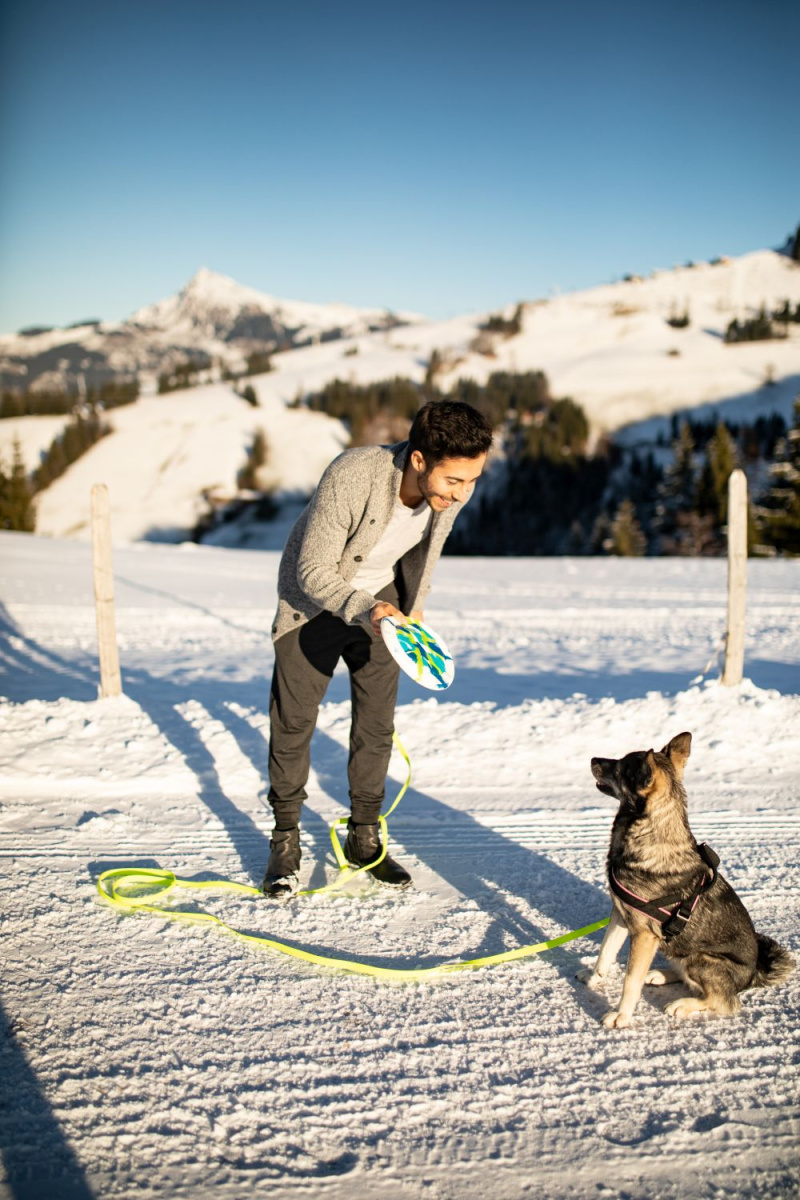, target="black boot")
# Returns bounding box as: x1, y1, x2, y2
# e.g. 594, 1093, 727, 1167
343, 820, 412, 889
261, 826, 301, 898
